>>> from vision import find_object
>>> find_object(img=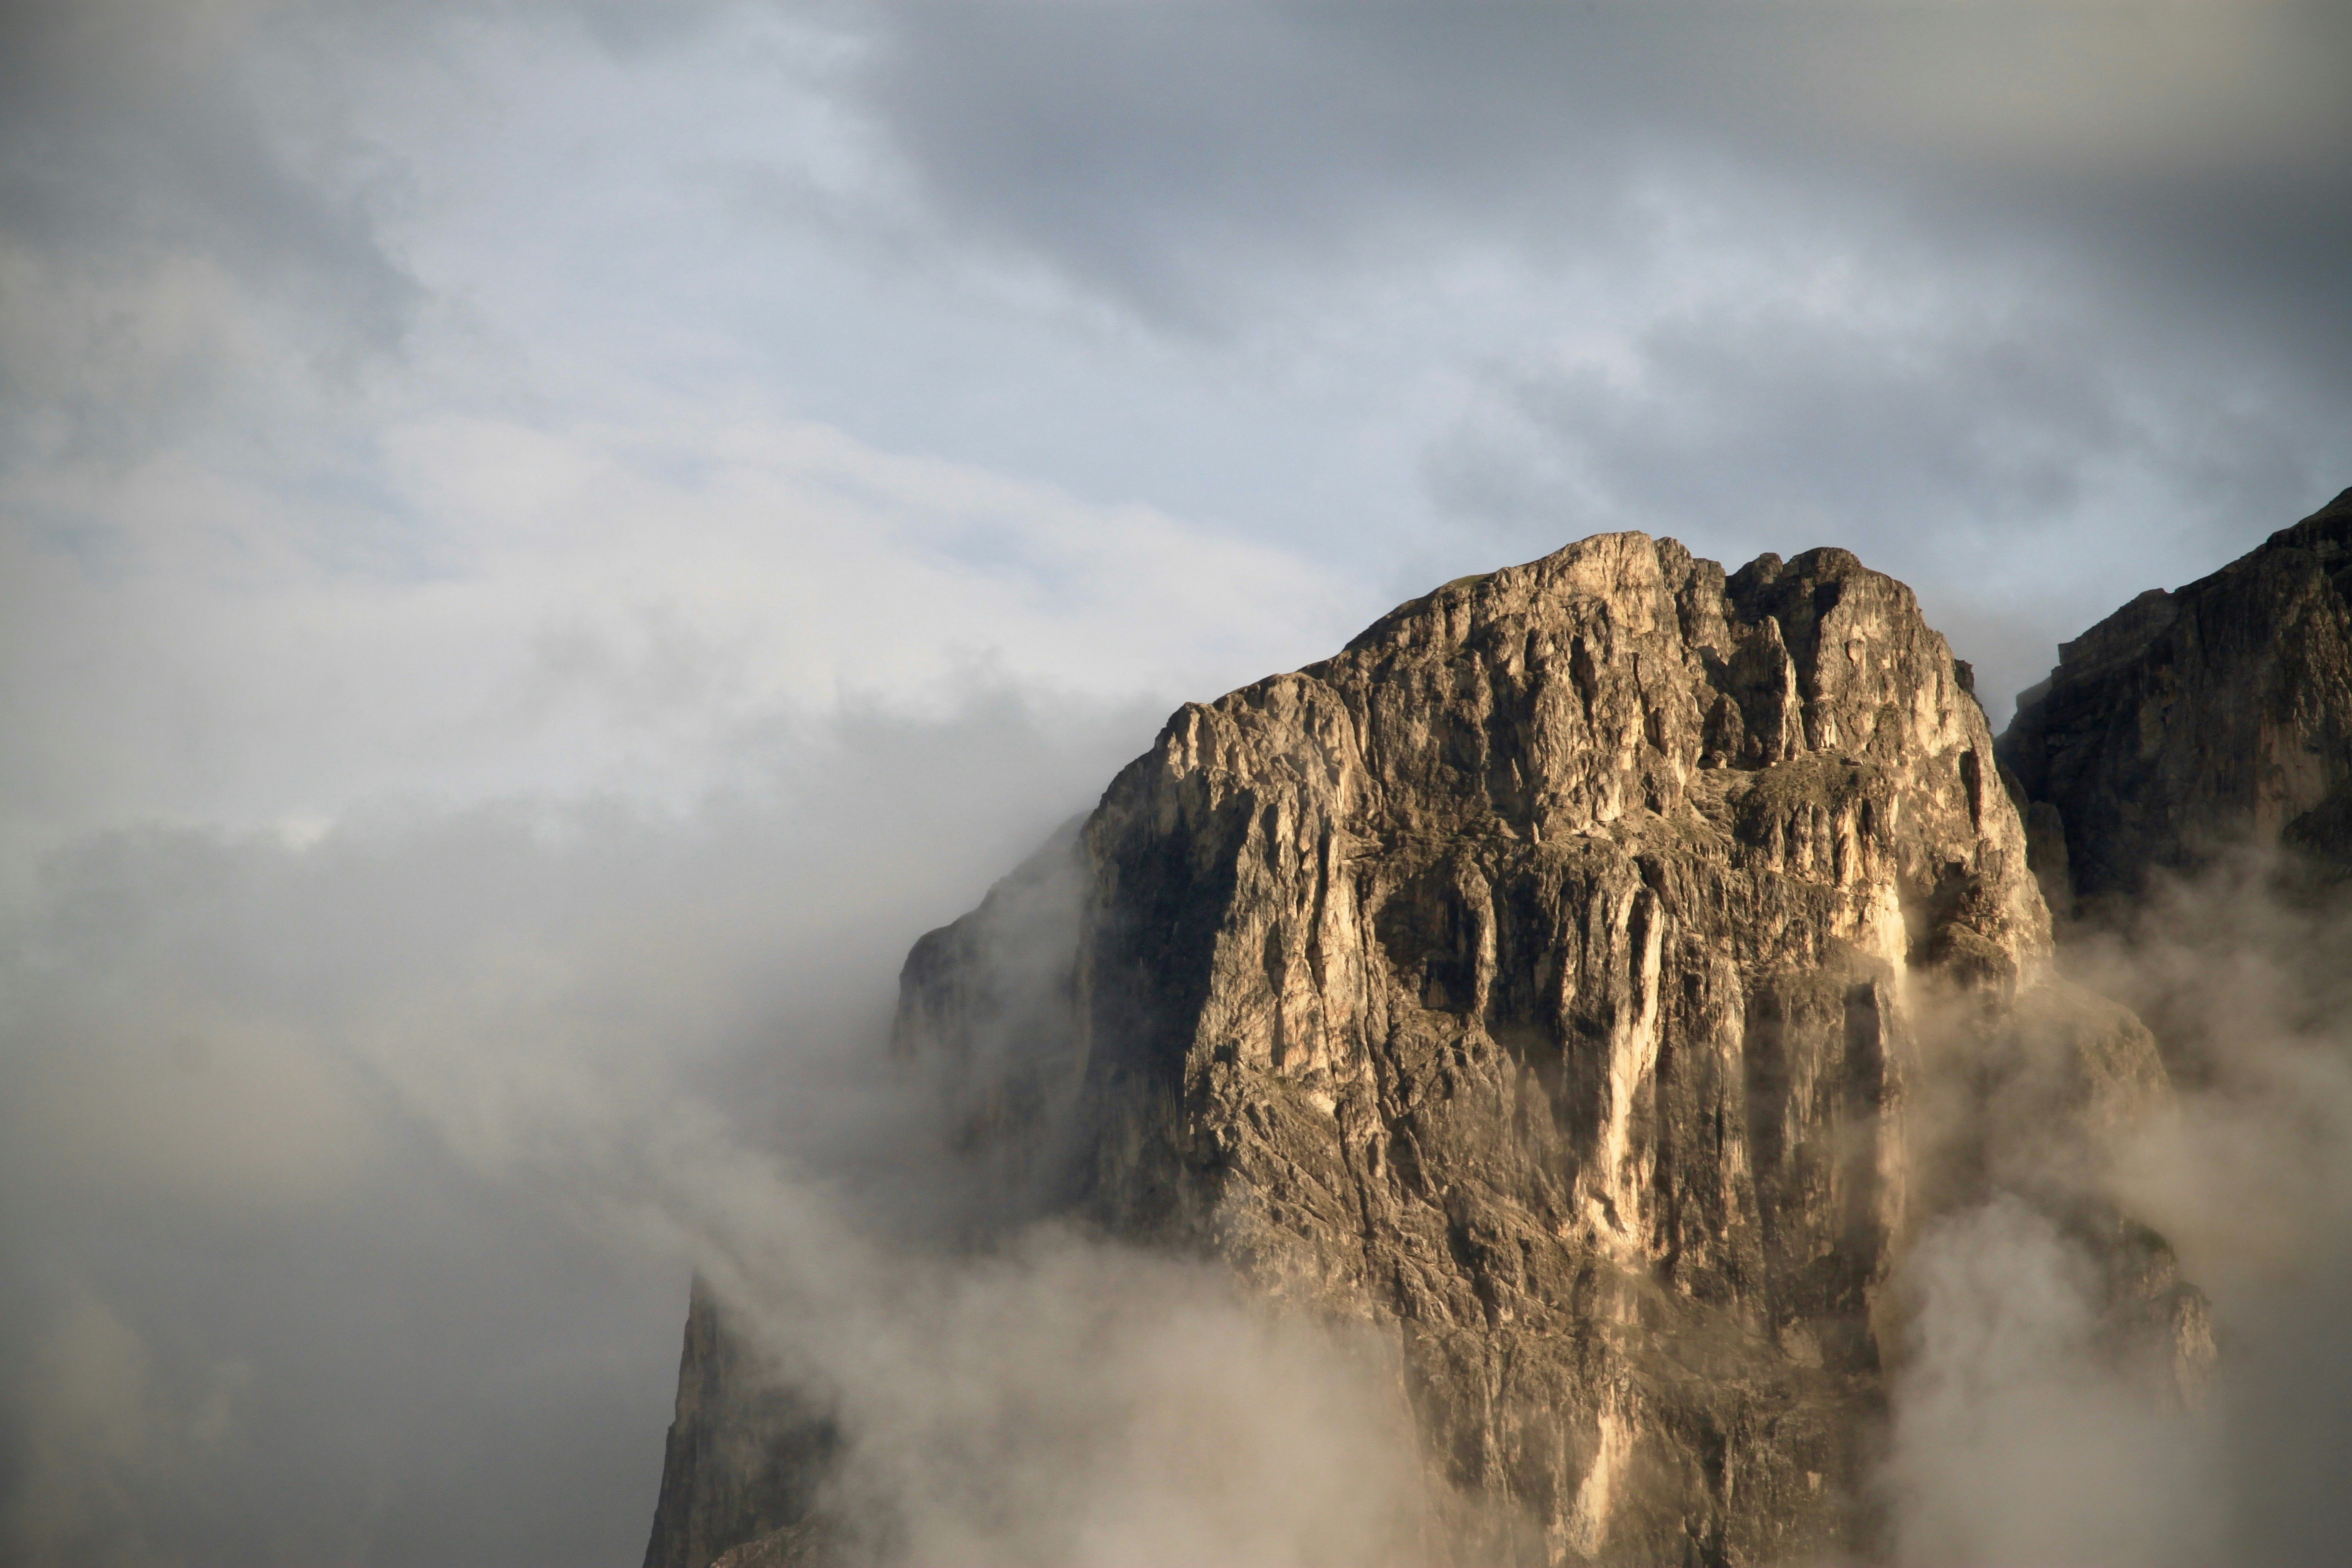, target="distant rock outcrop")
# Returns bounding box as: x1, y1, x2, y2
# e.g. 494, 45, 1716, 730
2000, 487, 2352, 907
647, 533, 2211, 1568
642, 1281, 843, 1568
